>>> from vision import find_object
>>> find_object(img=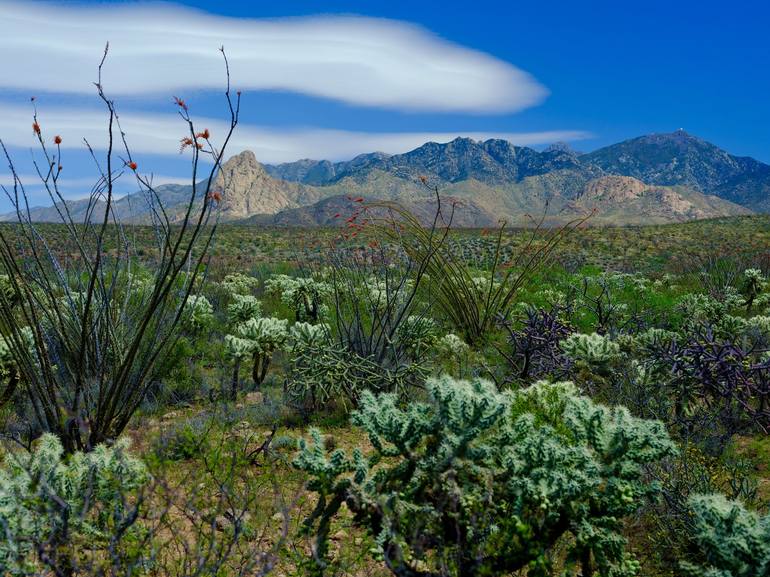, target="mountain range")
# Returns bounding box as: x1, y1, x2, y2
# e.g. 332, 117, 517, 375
4, 130, 767, 227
